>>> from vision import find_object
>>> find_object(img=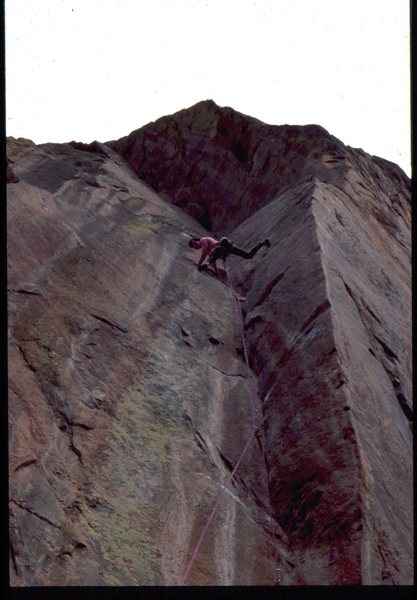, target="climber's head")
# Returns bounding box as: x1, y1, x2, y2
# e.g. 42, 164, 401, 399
189, 237, 201, 249
219, 236, 232, 248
